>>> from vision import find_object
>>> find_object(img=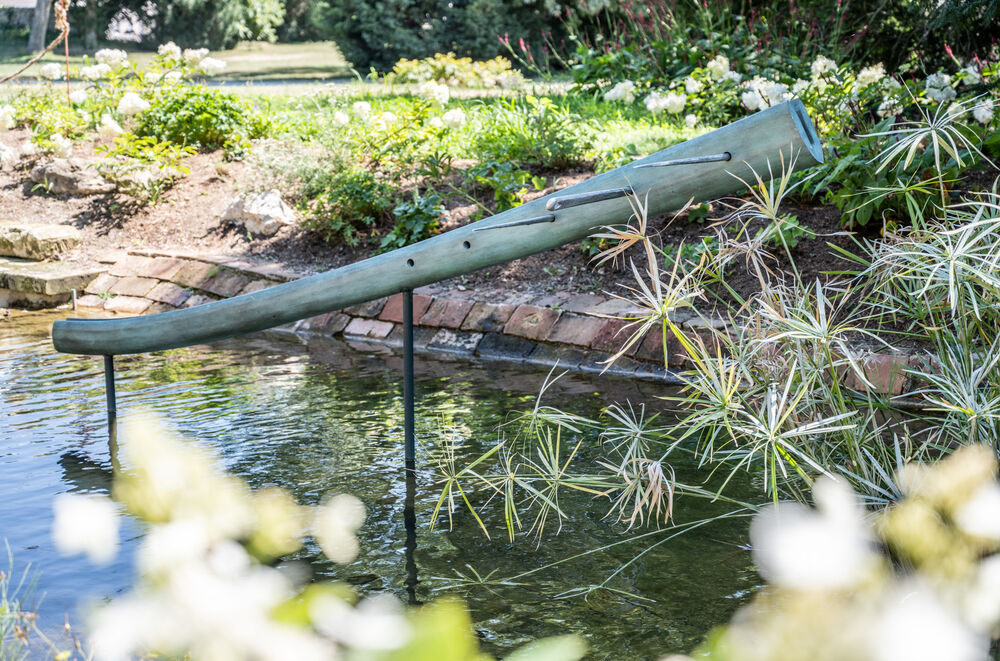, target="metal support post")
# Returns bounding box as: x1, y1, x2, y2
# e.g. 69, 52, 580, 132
403, 290, 415, 471
103, 354, 118, 454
